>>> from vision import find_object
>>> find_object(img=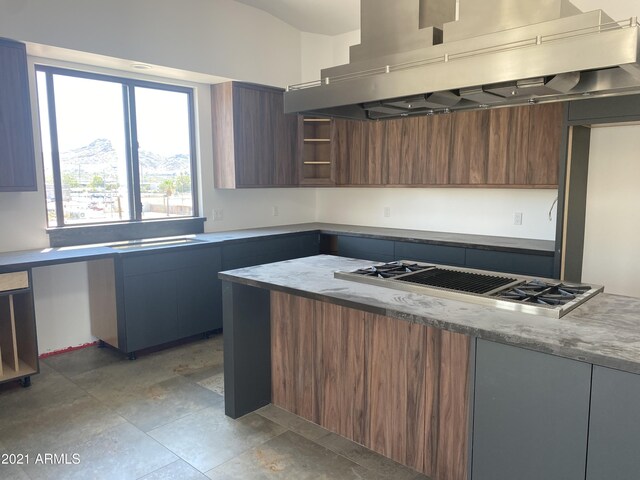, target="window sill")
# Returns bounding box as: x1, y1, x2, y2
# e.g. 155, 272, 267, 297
46, 217, 206, 248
